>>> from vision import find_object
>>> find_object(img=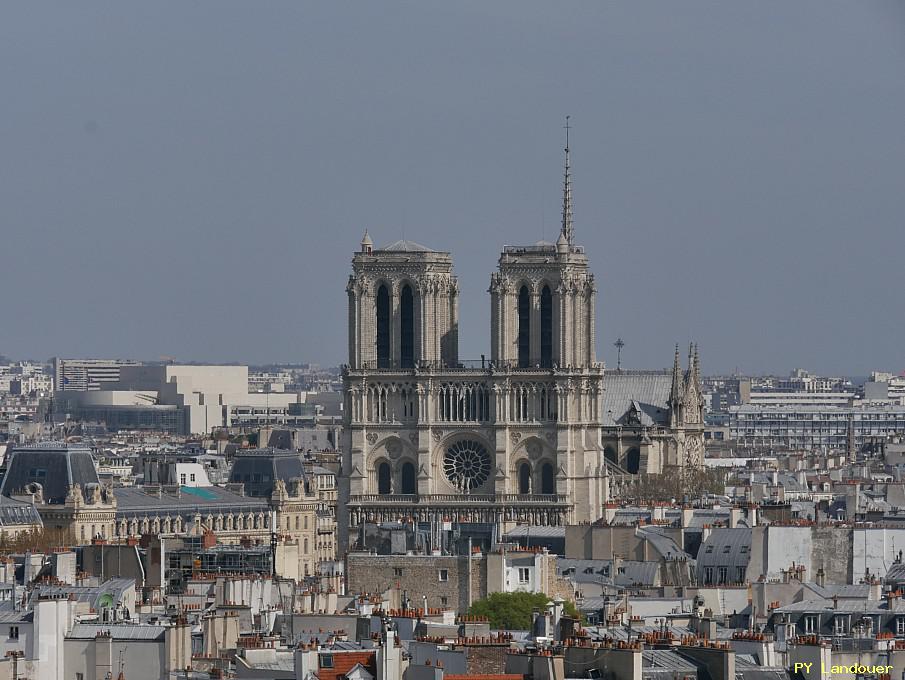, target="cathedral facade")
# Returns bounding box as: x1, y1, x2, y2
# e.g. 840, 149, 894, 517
339, 140, 704, 550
